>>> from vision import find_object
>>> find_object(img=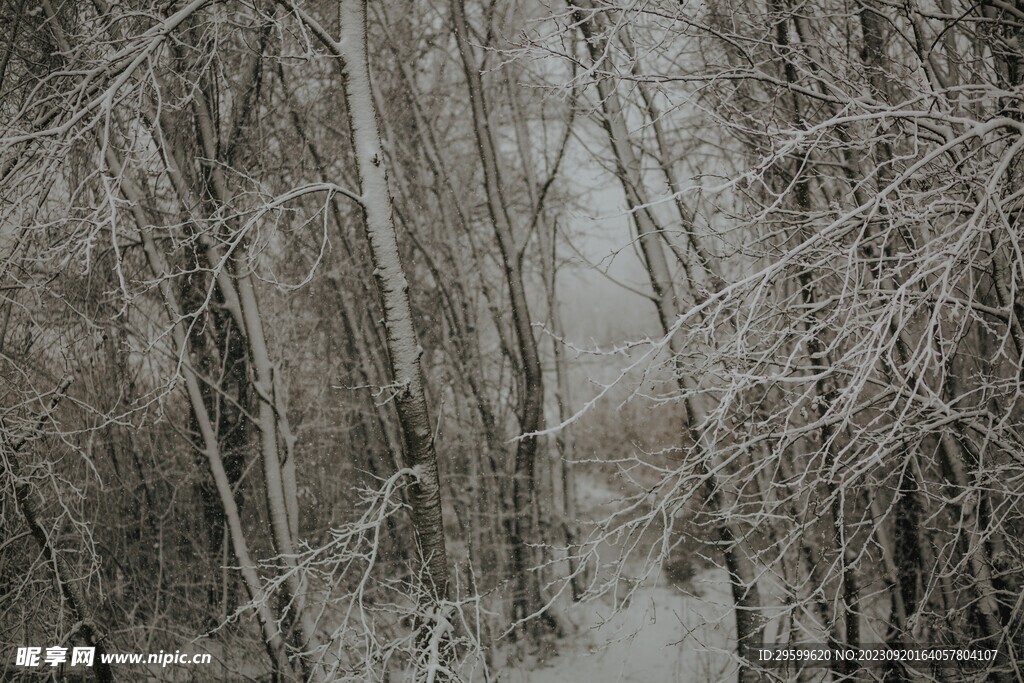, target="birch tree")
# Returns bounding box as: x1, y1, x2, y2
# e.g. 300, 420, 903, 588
277, 1, 455, 675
